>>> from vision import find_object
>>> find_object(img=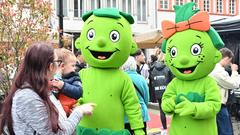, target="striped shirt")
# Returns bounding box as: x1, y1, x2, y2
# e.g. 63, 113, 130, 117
12, 88, 83, 135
